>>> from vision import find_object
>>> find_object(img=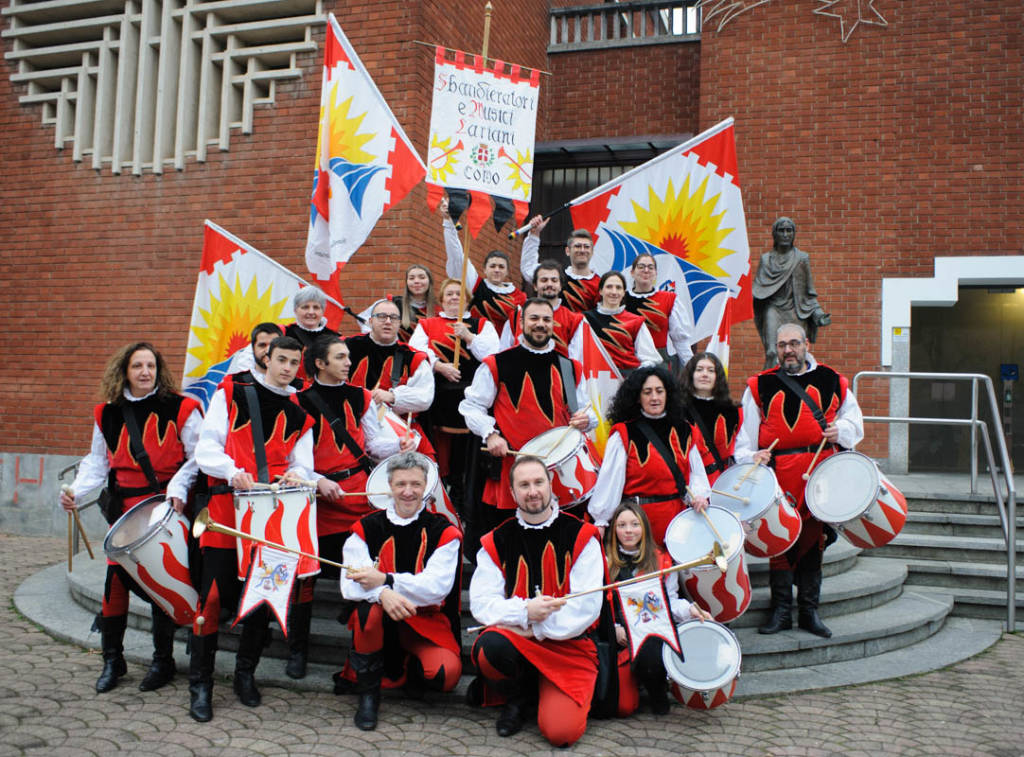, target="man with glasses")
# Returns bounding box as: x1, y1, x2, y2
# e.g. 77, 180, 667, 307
735, 323, 863, 639
623, 251, 695, 365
